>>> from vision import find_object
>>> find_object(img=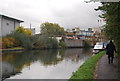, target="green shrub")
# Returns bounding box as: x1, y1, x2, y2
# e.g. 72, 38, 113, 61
84, 40, 91, 48
4, 32, 59, 49
34, 36, 59, 49
49, 37, 59, 48
59, 40, 66, 48
5, 32, 37, 49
